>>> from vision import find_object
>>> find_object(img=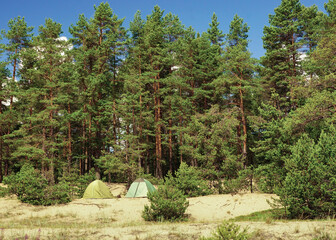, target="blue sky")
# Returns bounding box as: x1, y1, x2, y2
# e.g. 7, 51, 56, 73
0, 0, 327, 59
